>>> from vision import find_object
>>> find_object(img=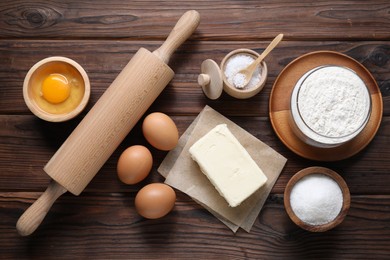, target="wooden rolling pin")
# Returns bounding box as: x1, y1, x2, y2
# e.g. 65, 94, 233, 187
16, 10, 200, 236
